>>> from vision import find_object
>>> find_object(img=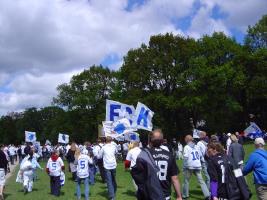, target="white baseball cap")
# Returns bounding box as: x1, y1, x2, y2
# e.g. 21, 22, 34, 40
255, 138, 265, 146
227, 133, 231, 137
